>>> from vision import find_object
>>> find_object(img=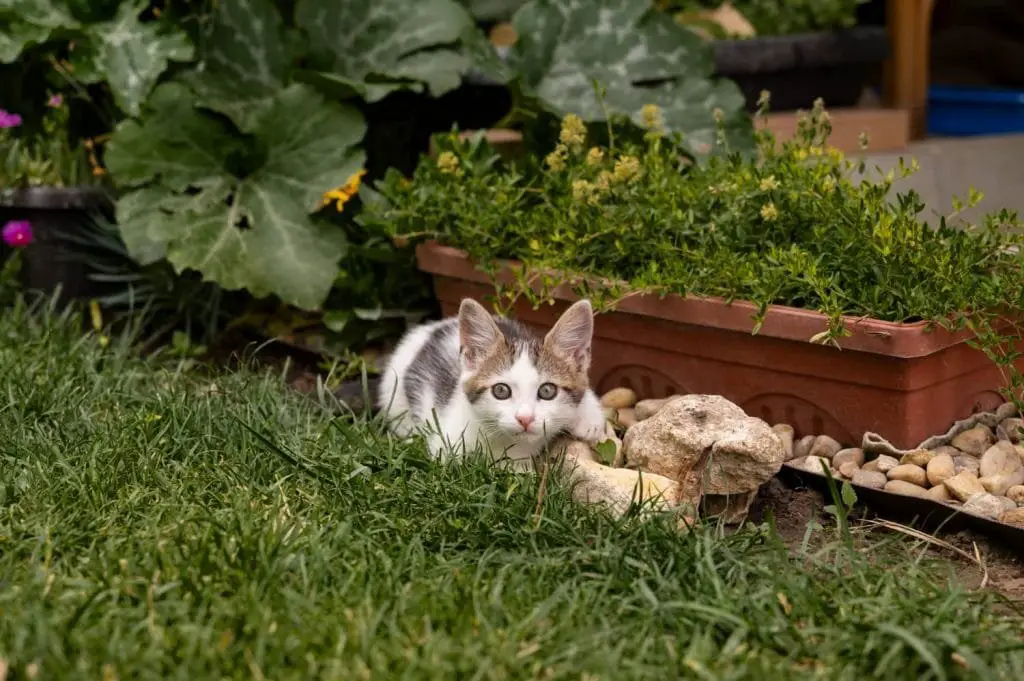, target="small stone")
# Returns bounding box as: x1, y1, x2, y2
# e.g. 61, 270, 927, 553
951, 425, 995, 456
885, 480, 931, 499
952, 455, 981, 476
873, 454, 899, 473
932, 445, 960, 459
794, 435, 816, 460
852, 469, 887, 489
943, 472, 987, 502
926, 453, 955, 487
899, 449, 934, 467
980, 441, 1023, 478
634, 397, 674, 421
962, 492, 1017, 519
772, 424, 794, 460
794, 456, 832, 476
927, 485, 954, 502
838, 461, 860, 479
861, 458, 880, 473
887, 464, 928, 487
1006, 485, 1024, 505
617, 408, 637, 429
1000, 507, 1024, 526
998, 417, 1024, 443
701, 490, 758, 525
601, 387, 638, 410
809, 435, 843, 461
833, 448, 865, 469
981, 470, 1024, 496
